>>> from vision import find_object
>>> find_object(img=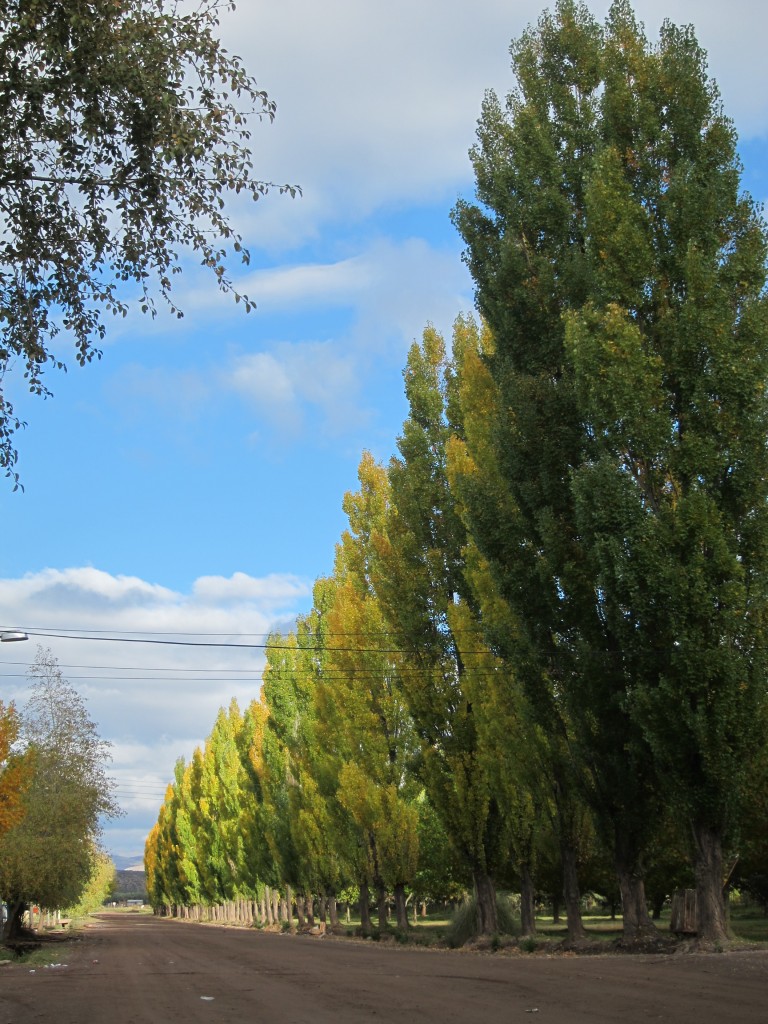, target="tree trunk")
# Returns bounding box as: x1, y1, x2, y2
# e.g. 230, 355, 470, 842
359, 882, 372, 937
394, 883, 409, 930
328, 895, 339, 929
376, 883, 387, 933
693, 821, 730, 946
520, 864, 537, 937
295, 895, 305, 928
474, 870, 498, 935
617, 871, 655, 940
318, 895, 327, 925
304, 895, 314, 927
561, 844, 587, 942
285, 886, 293, 928
614, 829, 657, 942
271, 890, 280, 925
2, 898, 26, 941
14, 899, 28, 938
264, 887, 273, 925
